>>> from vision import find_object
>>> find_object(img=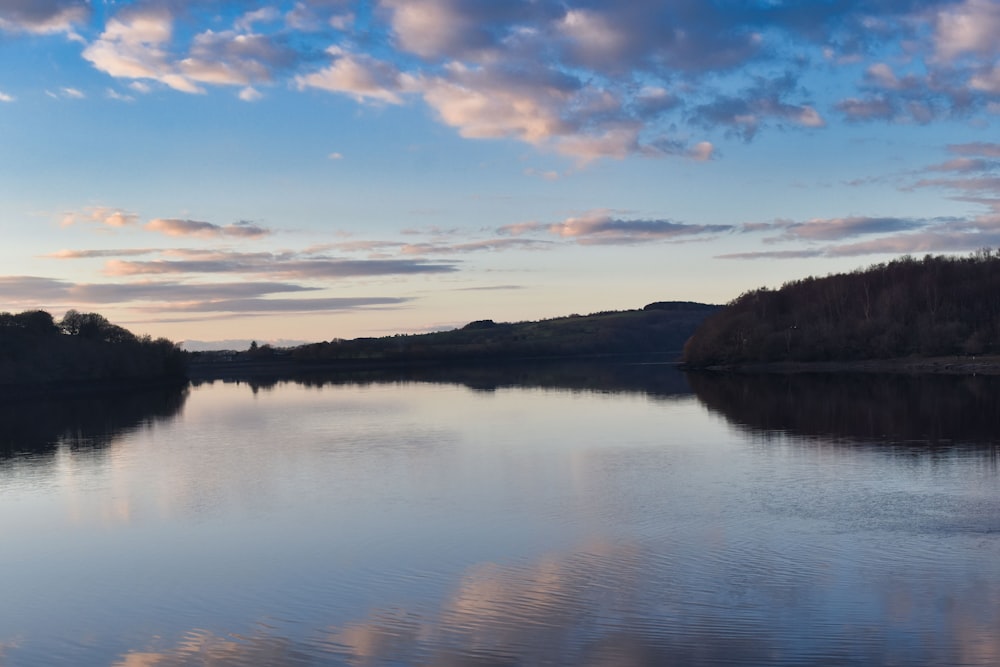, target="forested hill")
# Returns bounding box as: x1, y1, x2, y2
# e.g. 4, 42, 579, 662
279, 301, 718, 365
683, 252, 1000, 367
0, 310, 186, 391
